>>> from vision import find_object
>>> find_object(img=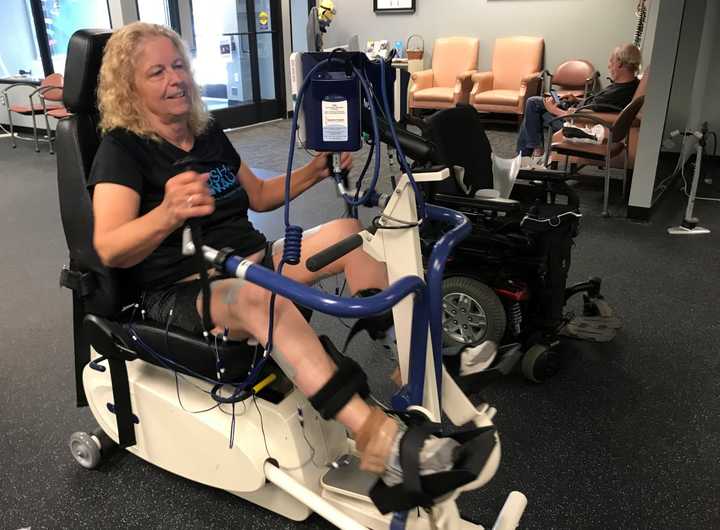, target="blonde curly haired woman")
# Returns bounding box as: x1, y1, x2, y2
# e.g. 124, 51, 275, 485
88, 22, 460, 485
